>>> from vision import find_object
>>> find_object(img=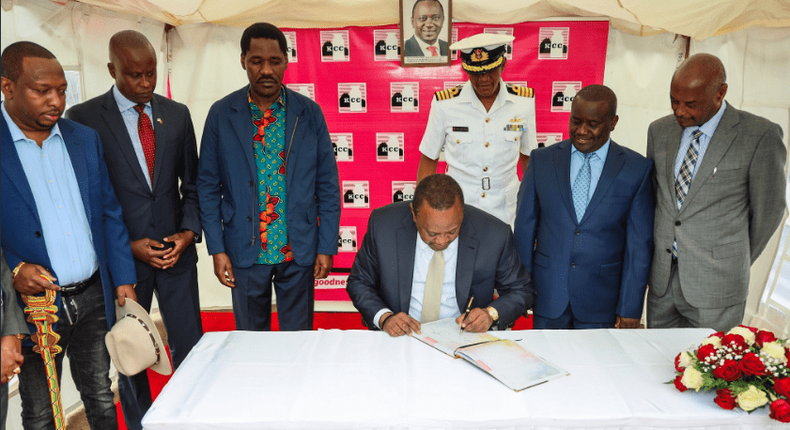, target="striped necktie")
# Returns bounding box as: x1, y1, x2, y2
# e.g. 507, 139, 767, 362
672, 129, 703, 258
